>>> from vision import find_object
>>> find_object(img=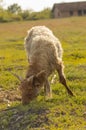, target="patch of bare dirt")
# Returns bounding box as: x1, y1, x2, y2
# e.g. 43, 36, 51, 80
0, 88, 21, 104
